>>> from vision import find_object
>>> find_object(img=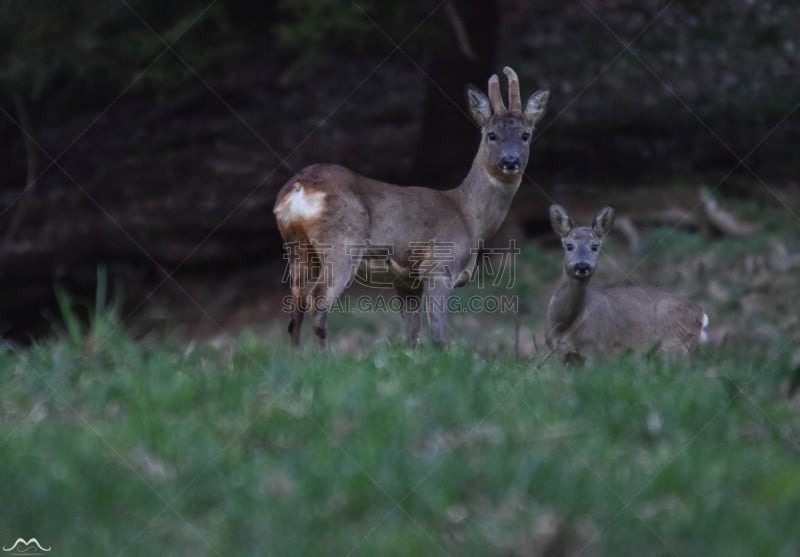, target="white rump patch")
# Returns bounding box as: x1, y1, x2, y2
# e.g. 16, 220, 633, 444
274, 182, 326, 224
699, 312, 709, 344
